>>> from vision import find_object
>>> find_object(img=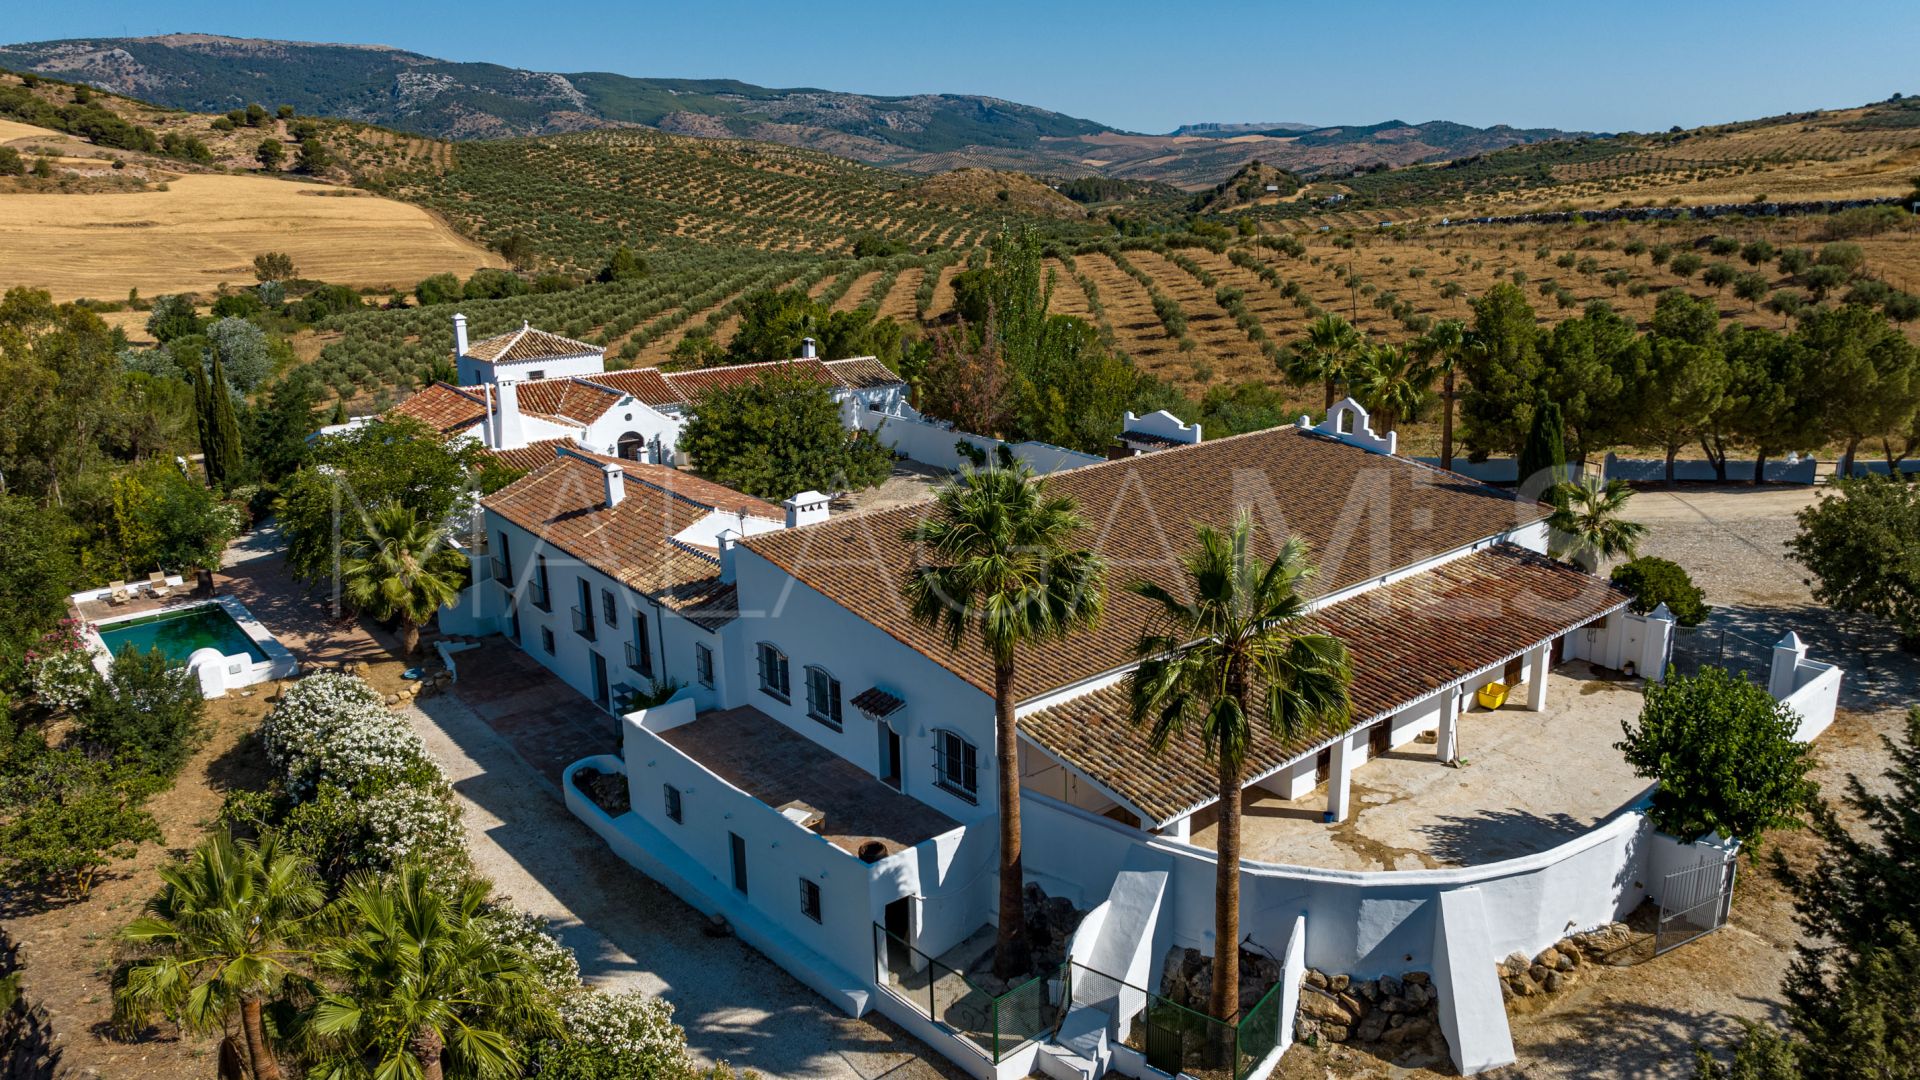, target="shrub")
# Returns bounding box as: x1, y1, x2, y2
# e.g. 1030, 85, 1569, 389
25, 621, 96, 711
260, 673, 433, 797
1610, 557, 1710, 625
79, 646, 207, 778
480, 905, 582, 995
536, 990, 692, 1080
0, 750, 160, 899
1617, 667, 1817, 845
